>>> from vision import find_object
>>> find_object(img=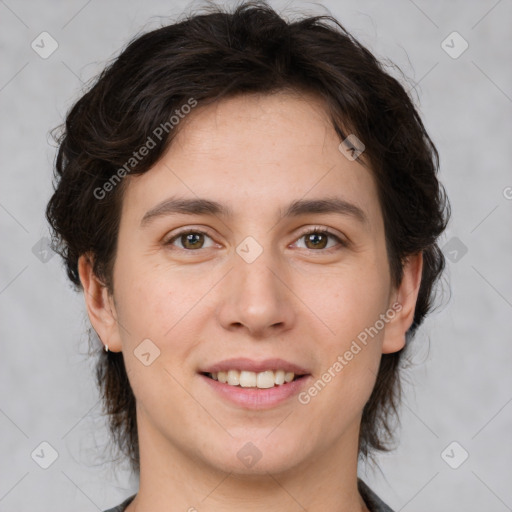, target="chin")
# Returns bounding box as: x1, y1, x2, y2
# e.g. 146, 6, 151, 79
202, 433, 309, 476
